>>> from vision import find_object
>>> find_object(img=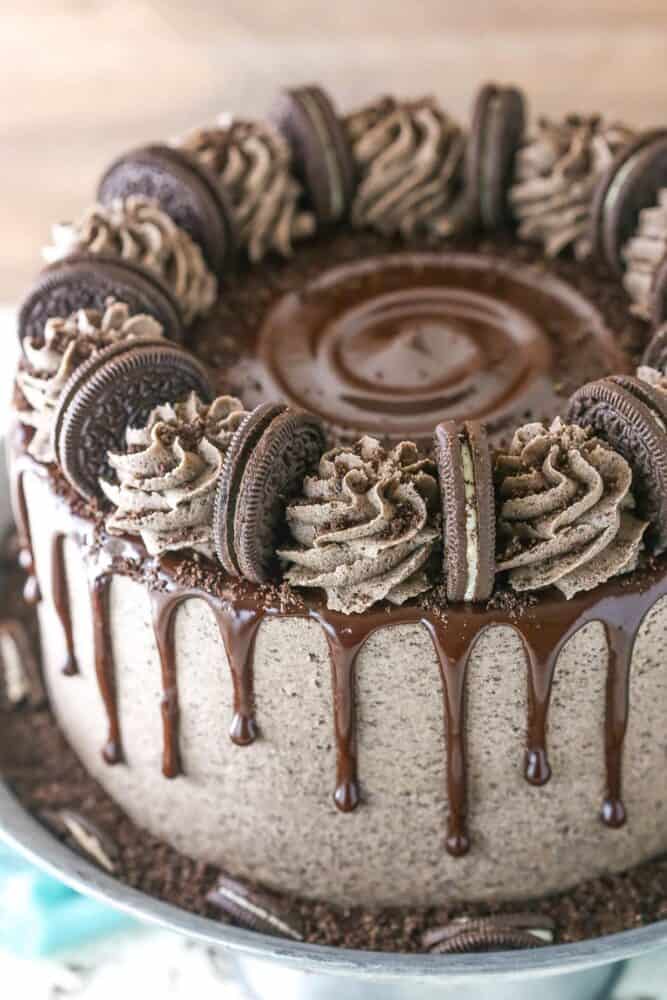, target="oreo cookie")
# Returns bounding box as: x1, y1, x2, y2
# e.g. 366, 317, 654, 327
97, 143, 237, 273
269, 85, 355, 224
206, 874, 304, 940
214, 402, 325, 583
434, 420, 496, 602
18, 255, 183, 351
53, 339, 212, 501
590, 129, 667, 277
465, 83, 526, 230
642, 322, 667, 371
567, 374, 667, 552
